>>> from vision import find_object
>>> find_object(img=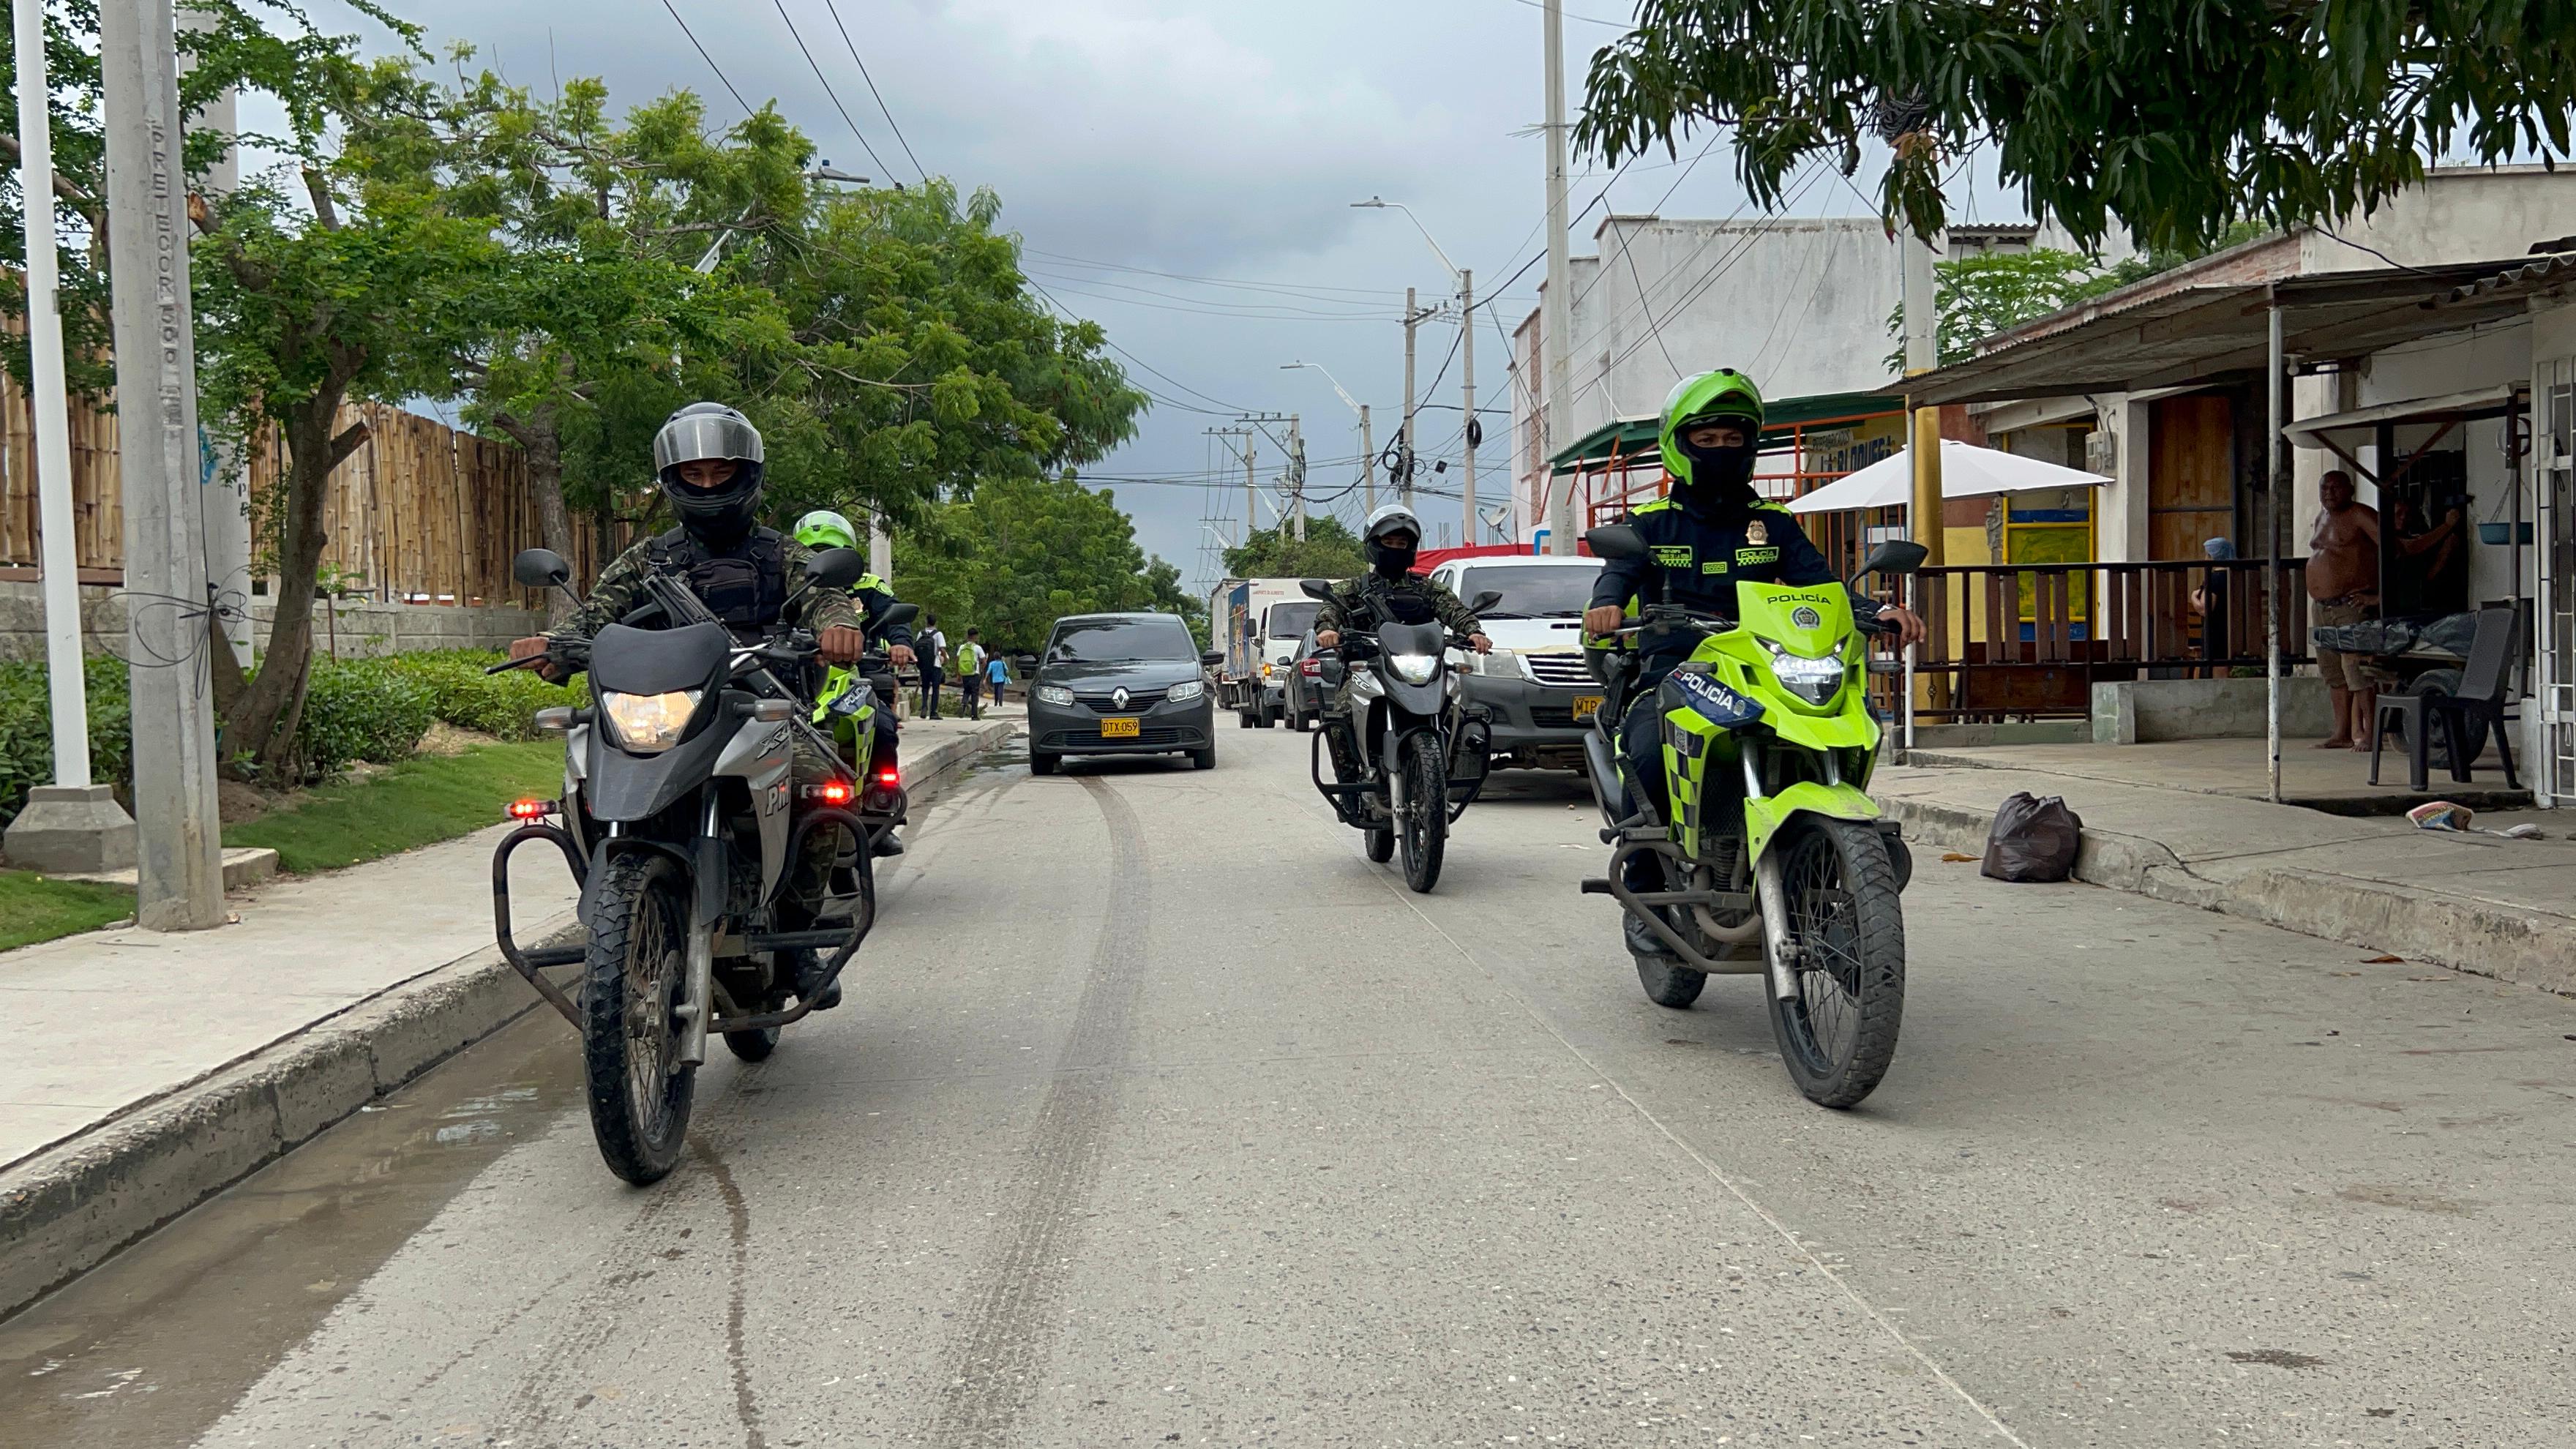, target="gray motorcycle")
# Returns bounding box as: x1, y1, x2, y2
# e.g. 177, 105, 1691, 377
490, 544, 914, 1184
1302, 578, 1501, 893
